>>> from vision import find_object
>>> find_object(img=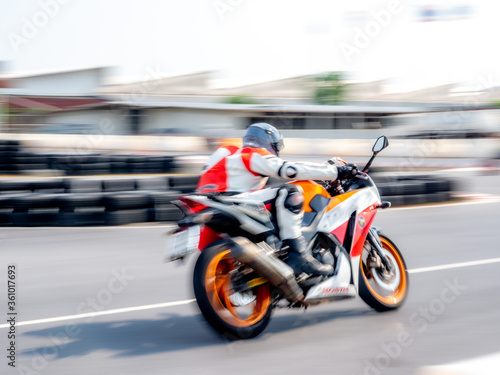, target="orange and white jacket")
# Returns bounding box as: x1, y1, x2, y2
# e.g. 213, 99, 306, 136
196, 146, 339, 193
